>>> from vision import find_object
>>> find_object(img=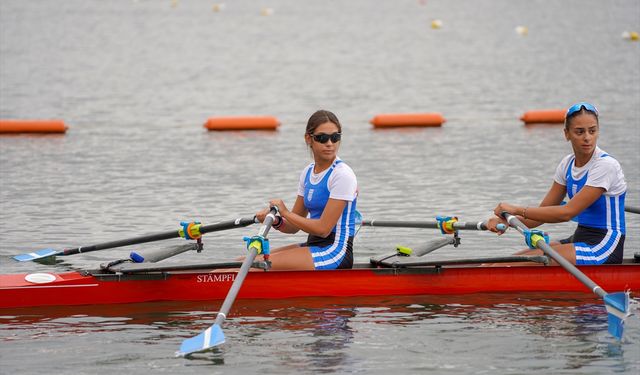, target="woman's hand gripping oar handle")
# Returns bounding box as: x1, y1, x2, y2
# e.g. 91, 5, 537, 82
501, 211, 630, 340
